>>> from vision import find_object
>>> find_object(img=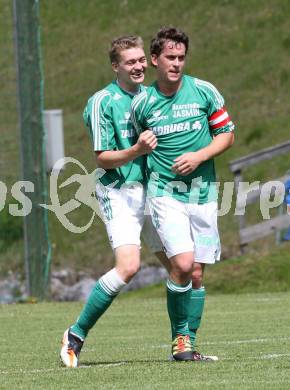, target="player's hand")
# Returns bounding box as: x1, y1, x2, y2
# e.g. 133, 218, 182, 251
135, 130, 157, 155
172, 151, 205, 176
